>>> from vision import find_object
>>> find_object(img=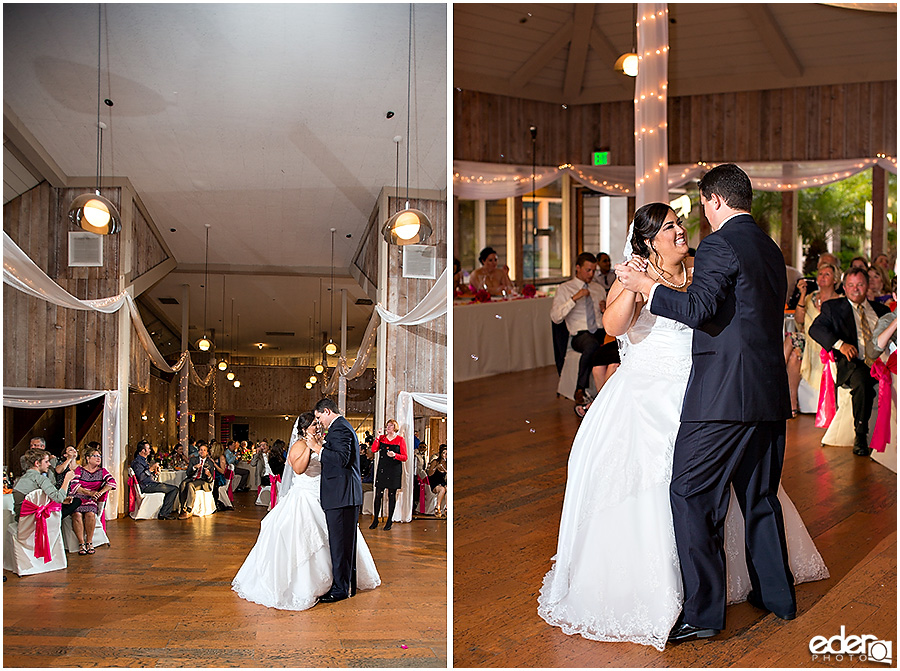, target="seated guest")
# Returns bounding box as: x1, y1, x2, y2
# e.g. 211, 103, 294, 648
55, 444, 79, 489
360, 442, 374, 485
268, 440, 286, 478
809, 267, 892, 455
468, 246, 515, 296
177, 442, 214, 519
453, 257, 470, 295
68, 442, 117, 555
14, 447, 78, 520
208, 441, 231, 510
225, 440, 251, 492
20, 436, 62, 478
868, 264, 892, 304
551, 252, 620, 405
873, 253, 892, 272
131, 440, 179, 520
250, 440, 270, 487
872, 280, 897, 357
171, 443, 189, 469
427, 444, 448, 518
849, 255, 869, 270
593, 252, 615, 291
